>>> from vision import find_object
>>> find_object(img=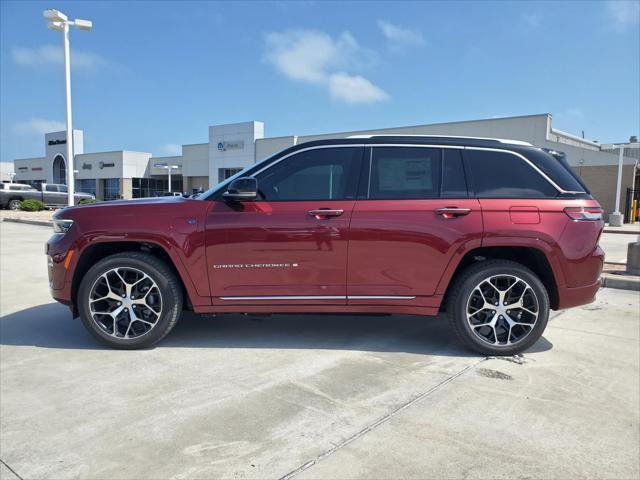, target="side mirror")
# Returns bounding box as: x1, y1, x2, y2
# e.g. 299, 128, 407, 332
223, 177, 258, 202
